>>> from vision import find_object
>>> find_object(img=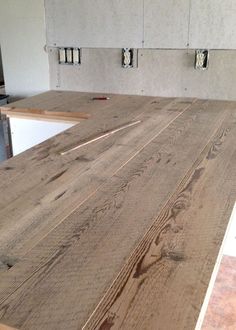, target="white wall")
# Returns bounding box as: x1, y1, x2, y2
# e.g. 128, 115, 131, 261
0, 0, 50, 98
